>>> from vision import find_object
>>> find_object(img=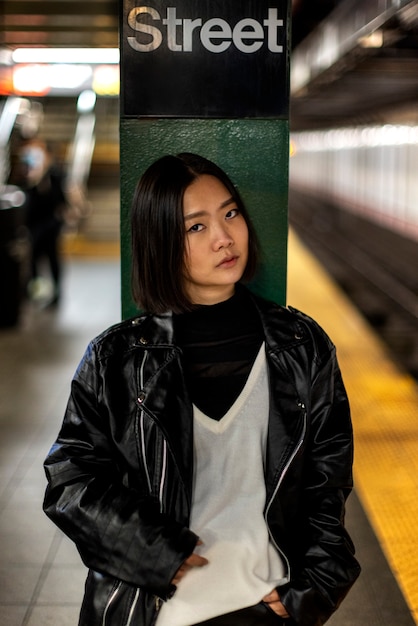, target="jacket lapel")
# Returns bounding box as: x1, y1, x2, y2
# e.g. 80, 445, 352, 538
251, 294, 310, 500
134, 314, 194, 498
